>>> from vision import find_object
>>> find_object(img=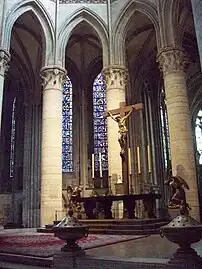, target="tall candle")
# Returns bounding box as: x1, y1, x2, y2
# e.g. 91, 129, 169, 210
92, 154, 94, 178
99, 152, 102, 178
147, 144, 151, 173
108, 156, 111, 177
137, 146, 141, 174
128, 148, 132, 175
